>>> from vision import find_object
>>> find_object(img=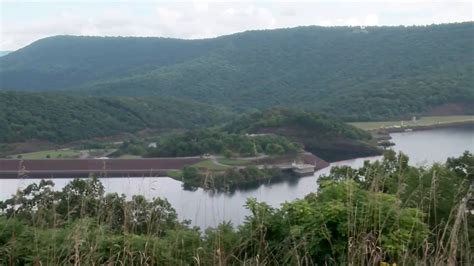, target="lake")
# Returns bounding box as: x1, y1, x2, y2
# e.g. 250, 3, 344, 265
1, 126, 473, 228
